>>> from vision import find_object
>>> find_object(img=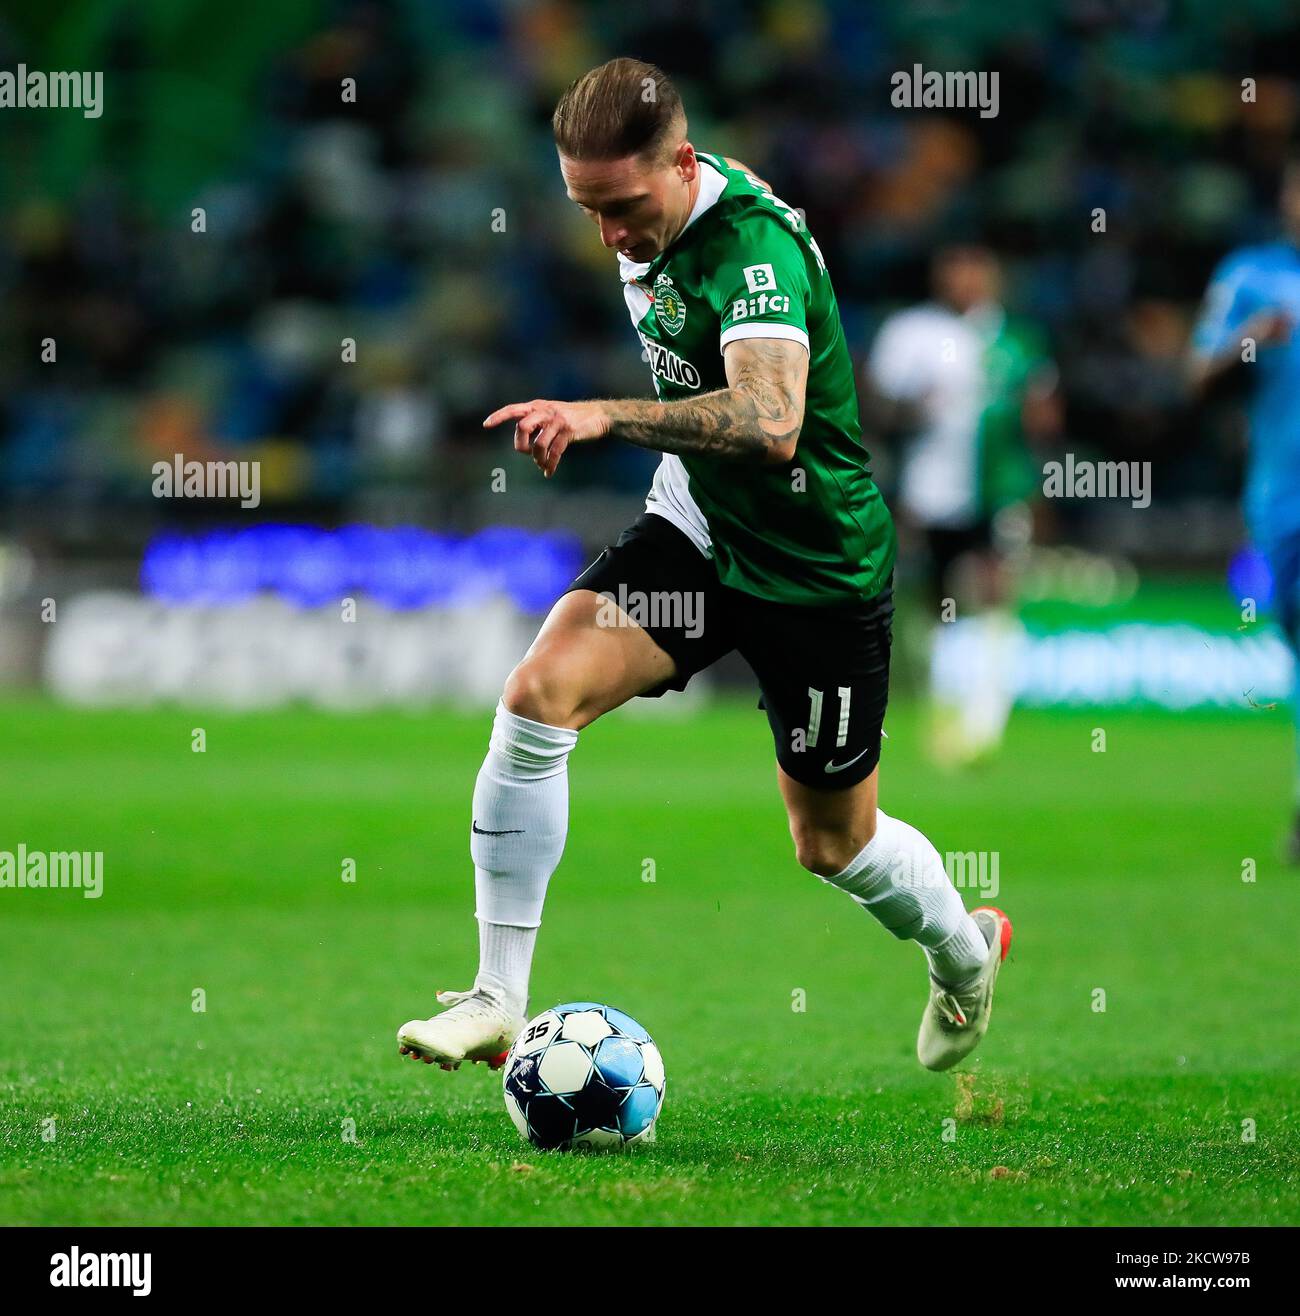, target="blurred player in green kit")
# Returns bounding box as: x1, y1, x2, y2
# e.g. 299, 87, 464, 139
867, 246, 1060, 767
